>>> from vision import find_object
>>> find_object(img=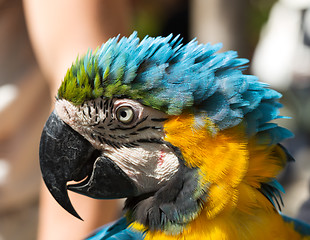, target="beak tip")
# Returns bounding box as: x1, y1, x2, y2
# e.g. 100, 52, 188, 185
43, 181, 83, 220
73, 211, 83, 221
40, 111, 88, 221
